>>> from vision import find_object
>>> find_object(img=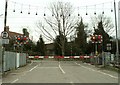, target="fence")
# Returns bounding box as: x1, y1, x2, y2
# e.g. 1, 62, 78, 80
3, 51, 28, 72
